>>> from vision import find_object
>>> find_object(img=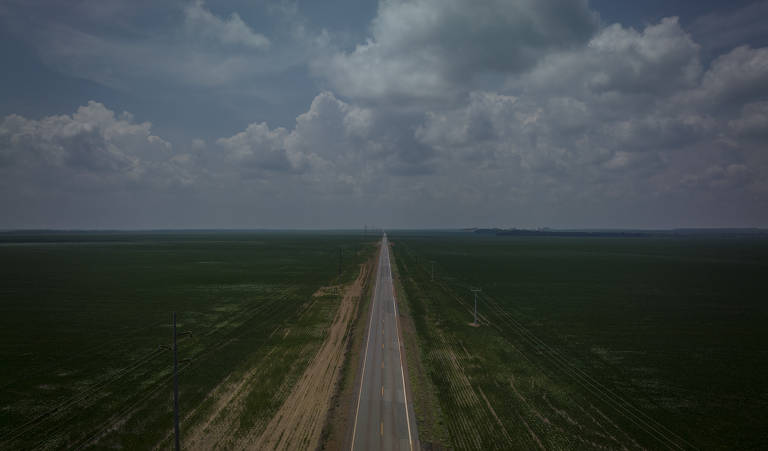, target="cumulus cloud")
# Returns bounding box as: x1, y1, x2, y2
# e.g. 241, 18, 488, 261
216, 91, 438, 181
511, 17, 702, 99
410, 16, 767, 218
216, 122, 298, 174
2, 1, 768, 228
184, 0, 270, 49
314, 0, 598, 101
687, 45, 768, 108
0, 101, 188, 189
